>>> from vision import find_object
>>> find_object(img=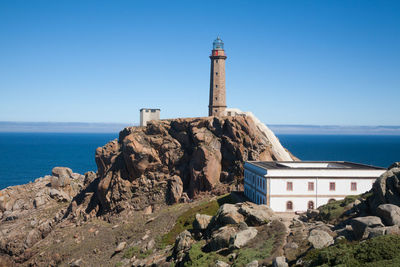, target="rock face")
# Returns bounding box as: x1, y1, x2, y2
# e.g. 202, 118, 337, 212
351, 216, 384, 240
94, 116, 295, 213
238, 202, 274, 226
0, 168, 85, 262
369, 163, 400, 210
209, 226, 237, 251
215, 203, 245, 226
376, 204, 400, 226
193, 213, 212, 230
231, 227, 258, 248
307, 229, 334, 249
